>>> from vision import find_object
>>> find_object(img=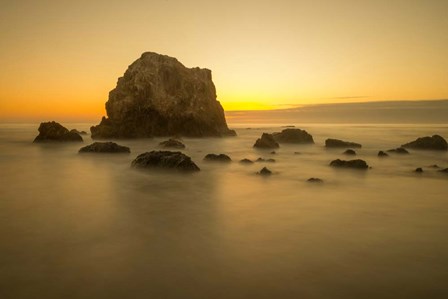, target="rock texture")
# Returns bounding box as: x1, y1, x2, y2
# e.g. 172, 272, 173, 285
272, 128, 314, 144
33, 121, 83, 142
325, 139, 361, 148
79, 142, 130, 153
330, 159, 369, 169
159, 139, 185, 149
401, 135, 447, 151
91, 52, 235, 139
203, 153, 232, 162
131, 150, 200, 172
253, 133, 279, 149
